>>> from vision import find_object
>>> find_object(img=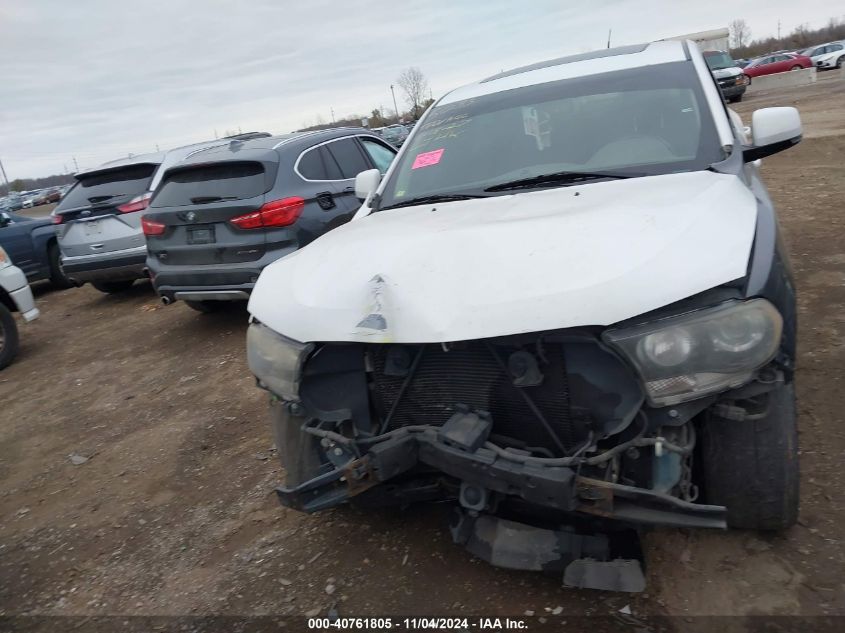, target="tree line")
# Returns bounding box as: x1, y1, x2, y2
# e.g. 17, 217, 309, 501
730, 16, 845, 58
298, 66, 435, 132
1, 174, 75, 197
